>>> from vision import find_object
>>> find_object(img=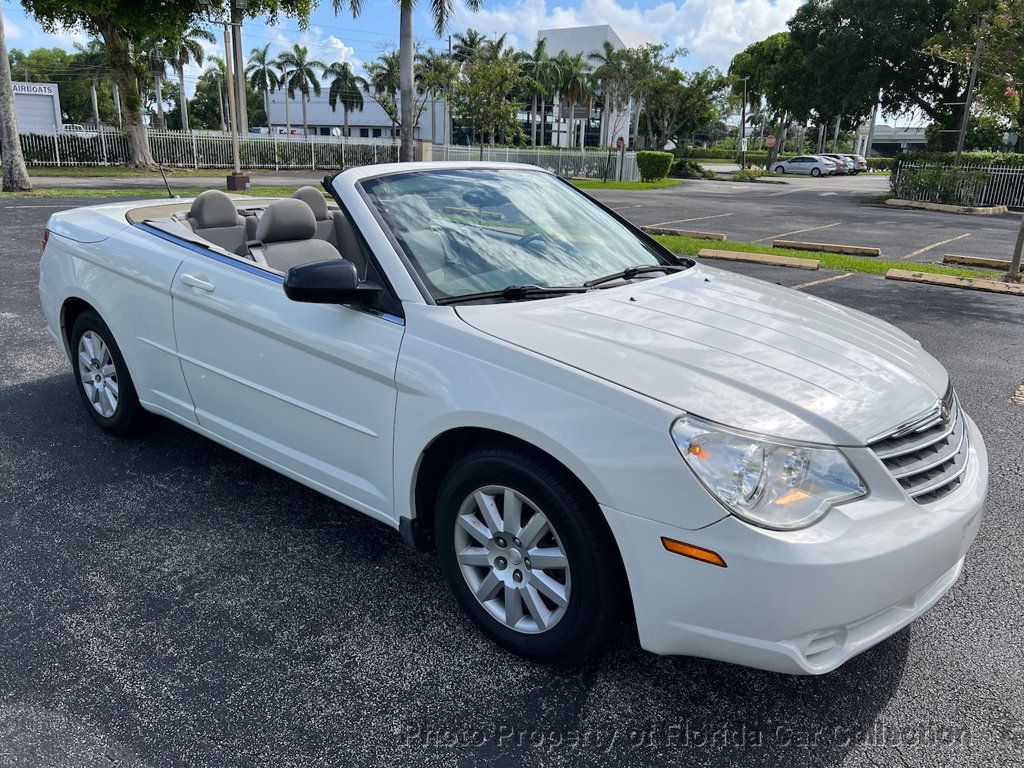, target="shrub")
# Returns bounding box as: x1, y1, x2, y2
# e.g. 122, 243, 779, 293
669, 158, 715, 179
894, 150, 1024, 167
729, 168, 766, 182
867, 157, 896, 171
890, 164, 991, 205
636, 150, 674, 181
